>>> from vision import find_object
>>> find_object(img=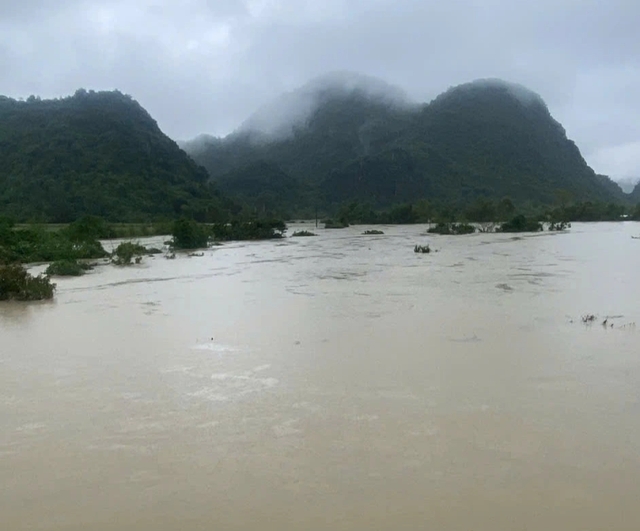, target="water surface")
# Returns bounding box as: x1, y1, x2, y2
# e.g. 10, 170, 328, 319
2, 223, 640, 530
